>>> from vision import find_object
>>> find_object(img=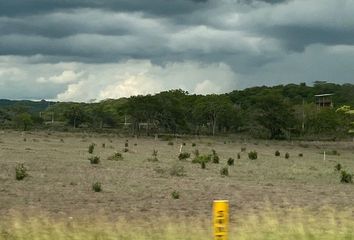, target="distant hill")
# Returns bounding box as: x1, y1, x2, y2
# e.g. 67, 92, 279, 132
0, 99, 56, 113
